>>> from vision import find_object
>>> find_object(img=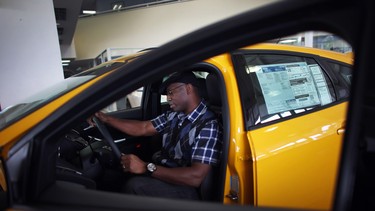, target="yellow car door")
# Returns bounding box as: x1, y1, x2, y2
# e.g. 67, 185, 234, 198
231, 46, 352, 210
249, 103, 346, 210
